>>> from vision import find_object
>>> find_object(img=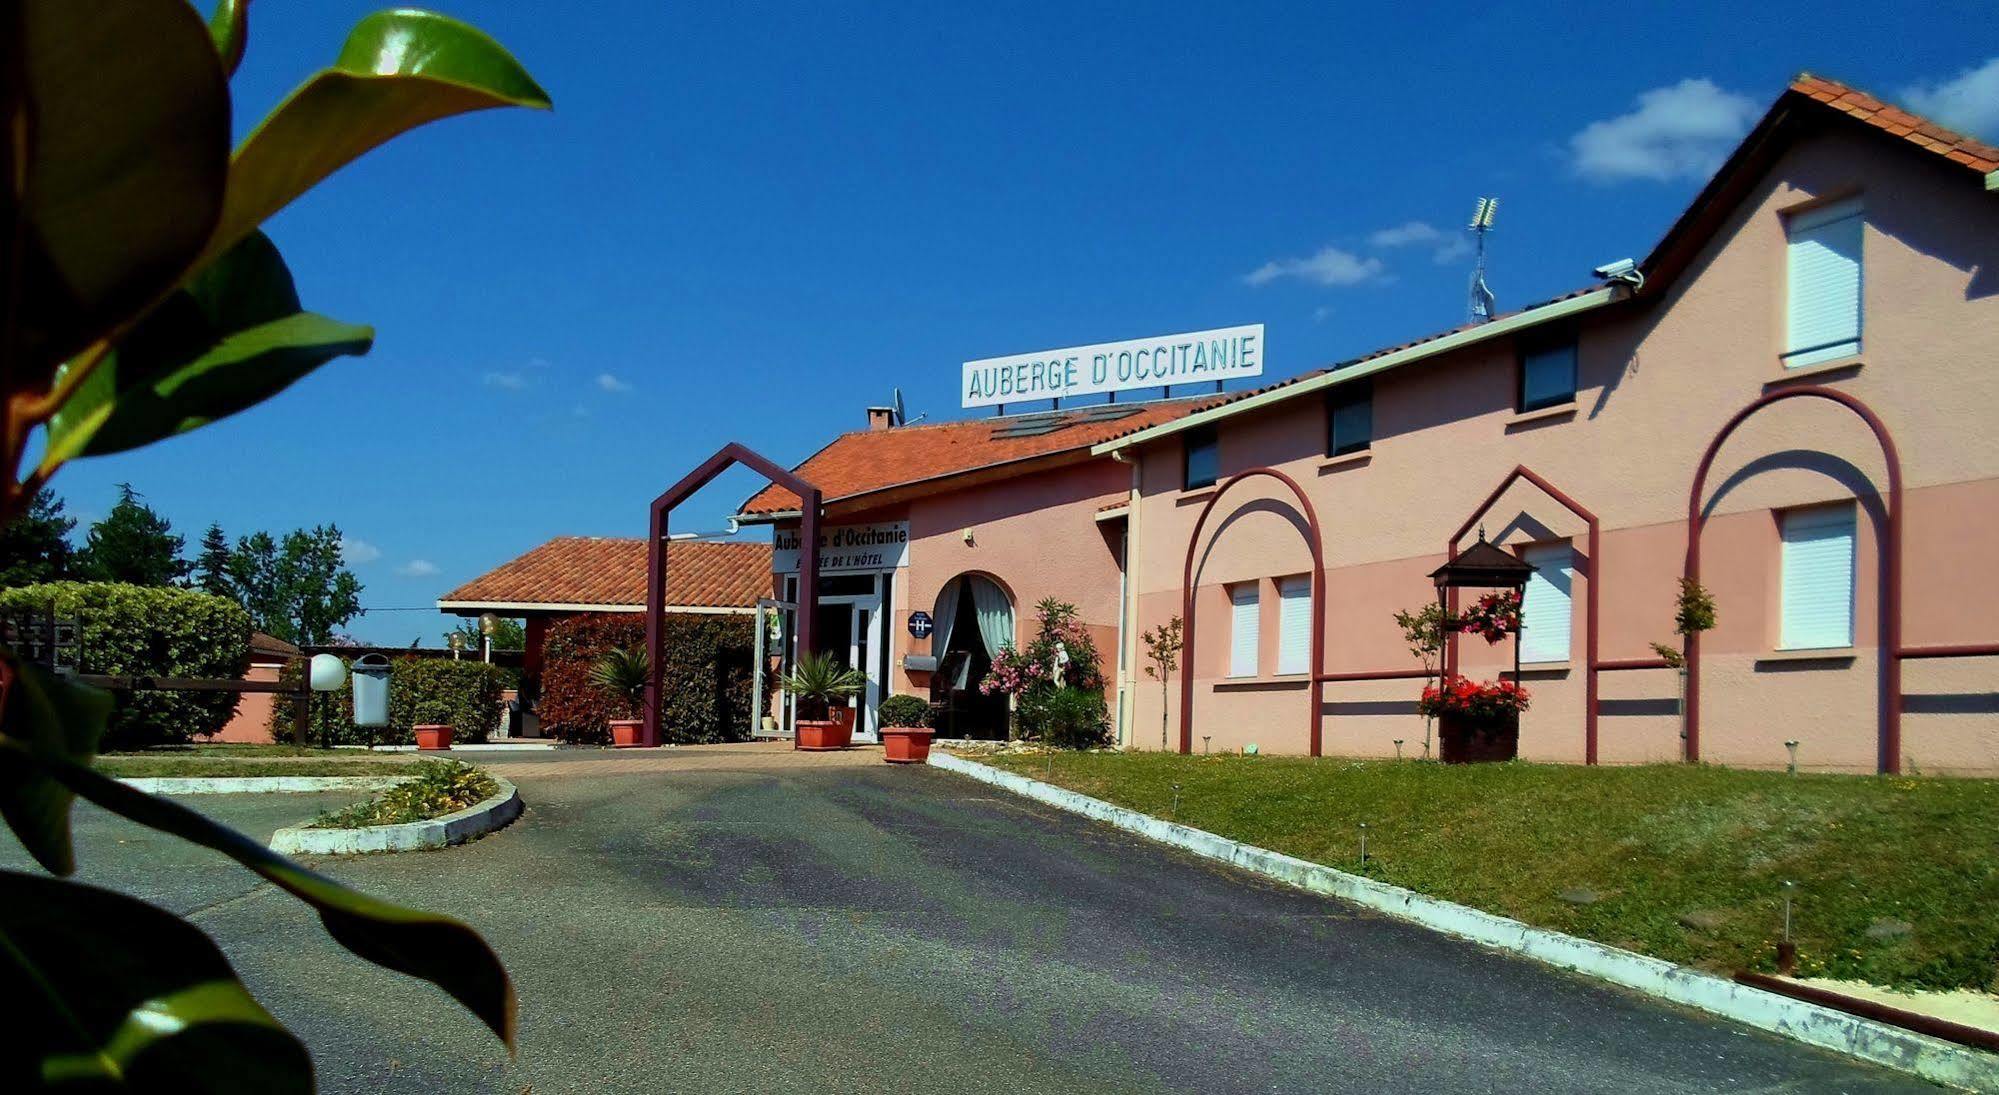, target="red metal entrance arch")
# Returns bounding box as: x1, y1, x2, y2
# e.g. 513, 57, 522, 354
1684, 386, 1902, 773
1179, 468, 1327, 755
644, 443, 822, 748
